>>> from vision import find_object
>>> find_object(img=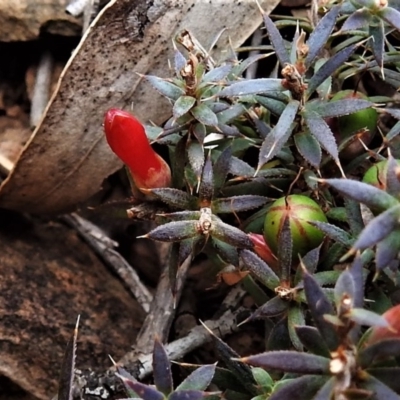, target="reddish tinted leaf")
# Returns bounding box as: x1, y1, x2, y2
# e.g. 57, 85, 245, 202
191, 104, 218, 127
241, 351, 330, 374
322, 179, 399, 212
305, 6, 340, 67
351, 205, 400, 252
379, 6, 400, 31
294, 130, 321, 168
218, 78, 283, 97
258, 100, 299, 168
144, 221, 199, 242
176, 365, 216, 391
303, 110, 339, 165
261, 12, 290, 66
240, 249, 280, 290
307, 44, 357, 95
153, 338, 173, 395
